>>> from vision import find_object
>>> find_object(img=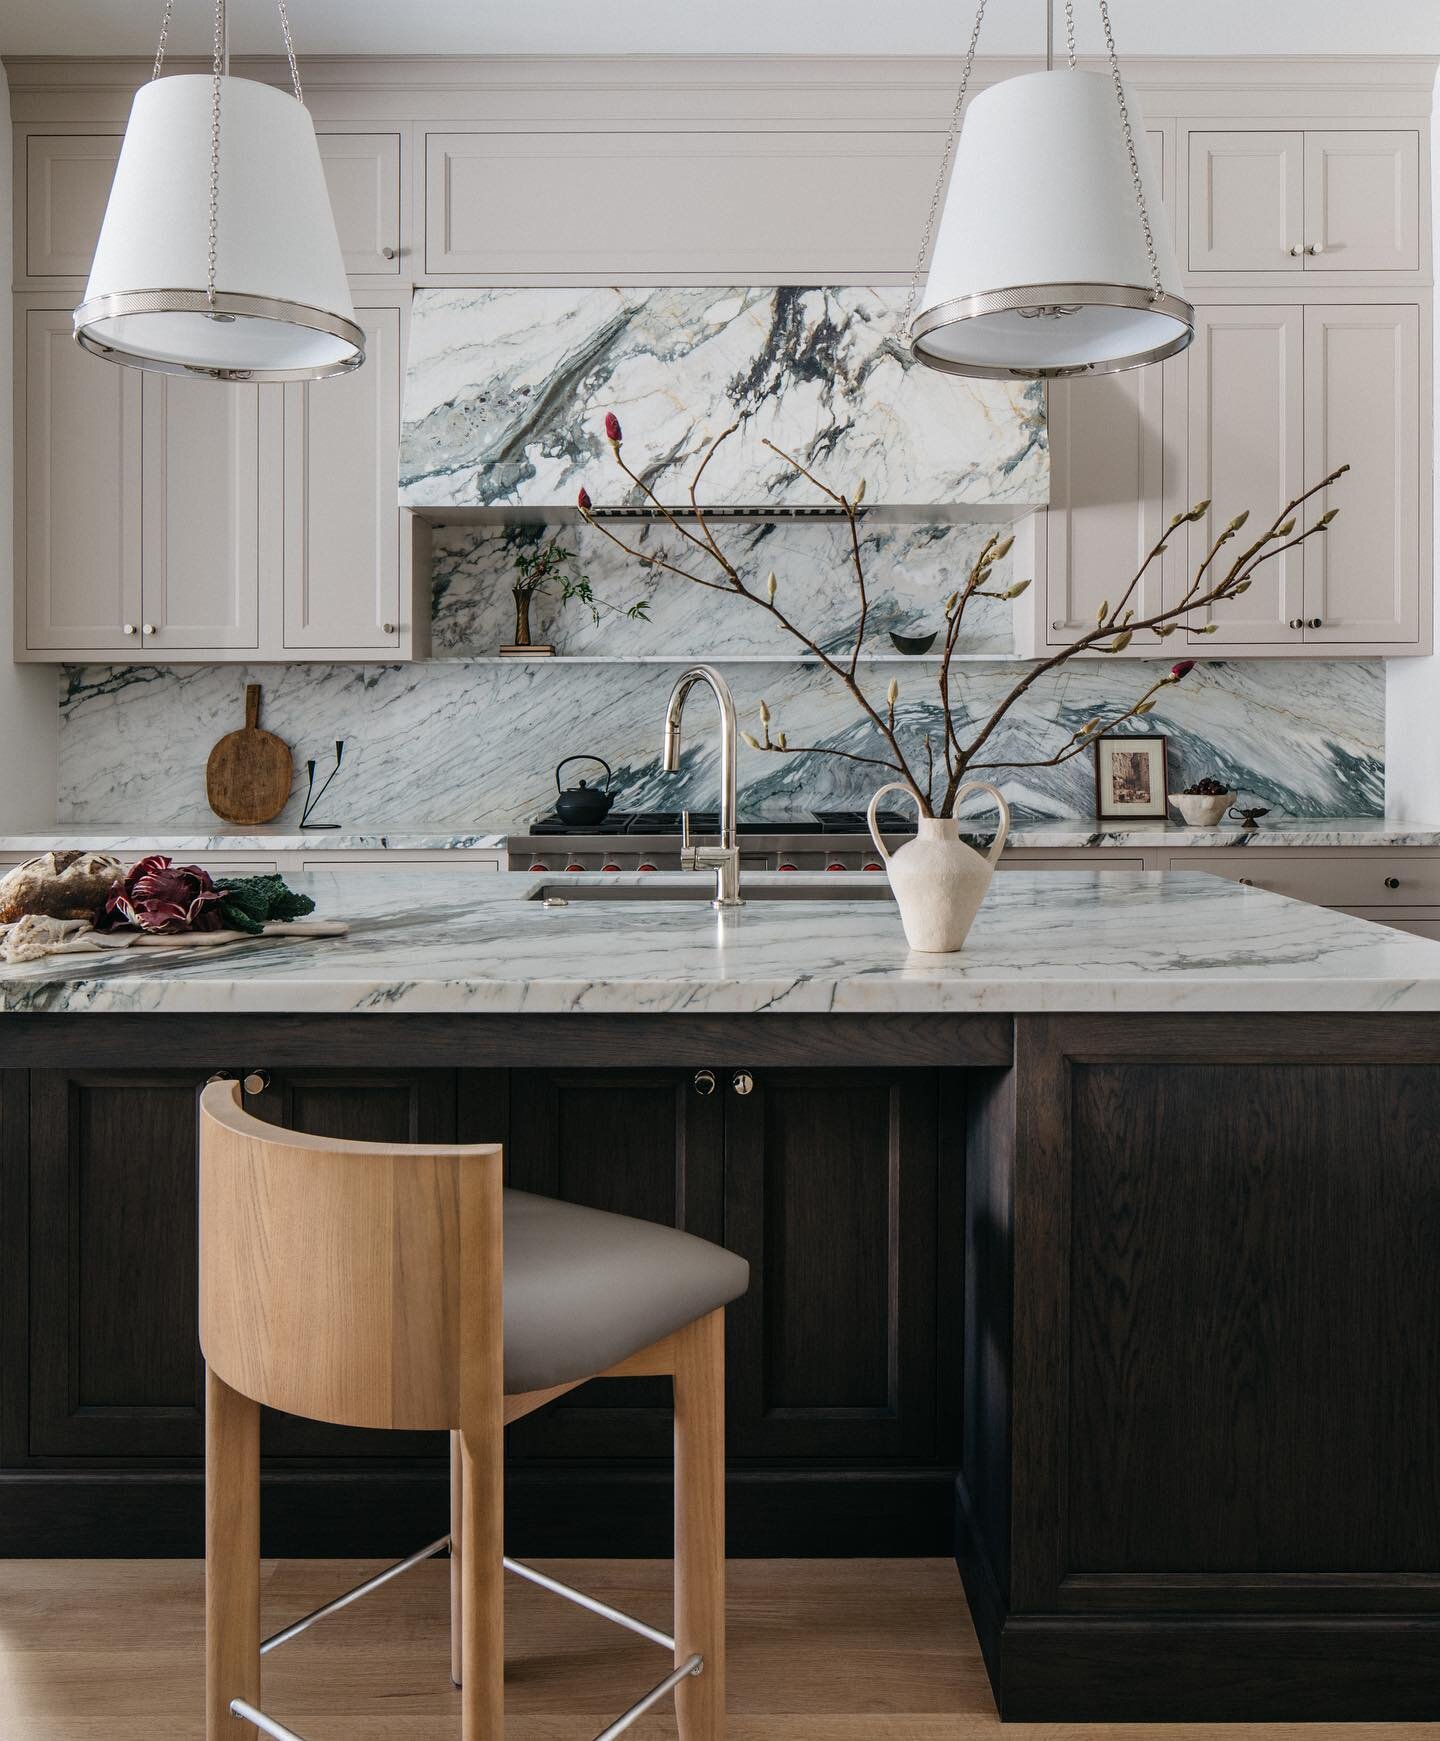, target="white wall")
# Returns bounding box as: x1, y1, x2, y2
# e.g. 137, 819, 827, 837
1386, 63, 1440, 819
0, 58, 59, 827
